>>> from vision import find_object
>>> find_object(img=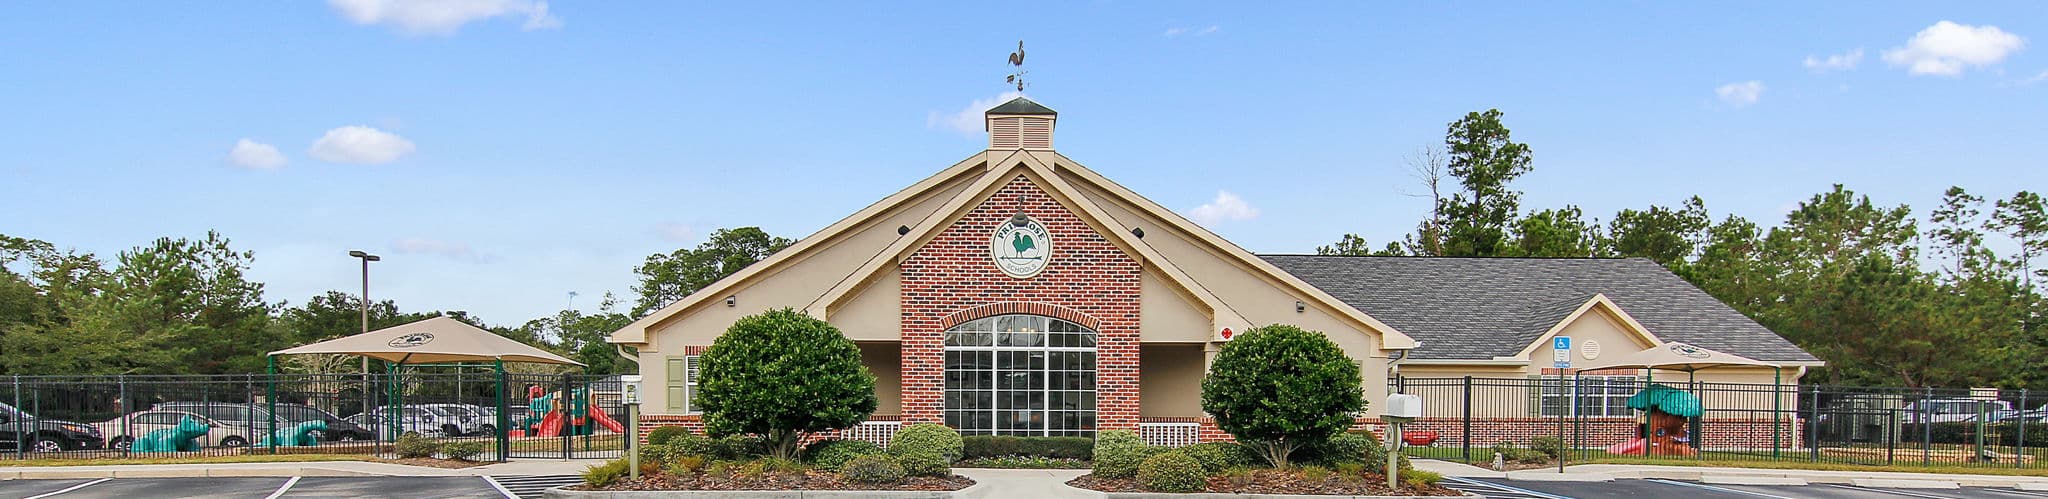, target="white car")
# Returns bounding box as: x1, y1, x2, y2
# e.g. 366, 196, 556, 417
1903, 399, 2015, 424
416, 404, 495, 436
94, 410, 255, 449
347, 408, 445, 439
